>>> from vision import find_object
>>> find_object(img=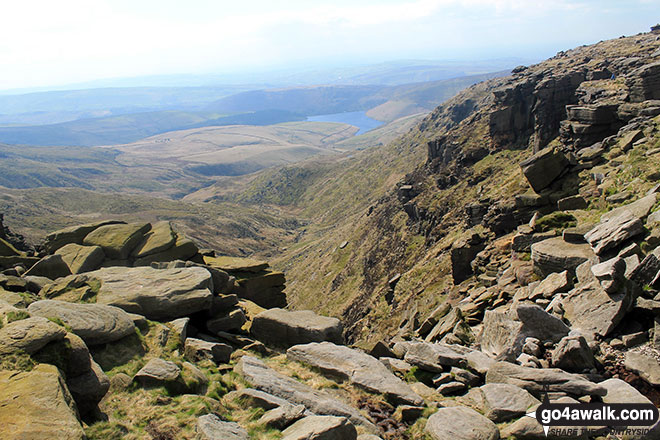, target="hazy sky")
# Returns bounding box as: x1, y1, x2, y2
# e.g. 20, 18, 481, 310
1, 0, 656, 90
